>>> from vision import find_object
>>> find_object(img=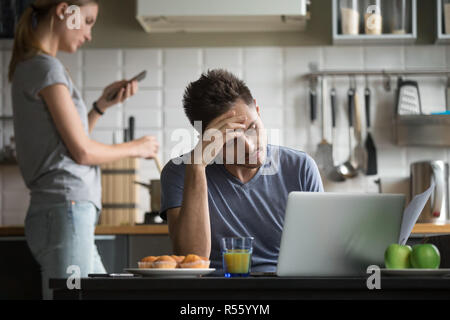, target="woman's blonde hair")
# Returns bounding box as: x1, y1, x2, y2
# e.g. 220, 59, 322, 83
8, 0, 98, 82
